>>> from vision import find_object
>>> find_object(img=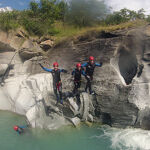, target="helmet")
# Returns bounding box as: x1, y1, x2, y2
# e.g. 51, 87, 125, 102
89, 56, 94, 61
14, 126, 18, 131
76, 63, 81, 68
53, 62, 59, 67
